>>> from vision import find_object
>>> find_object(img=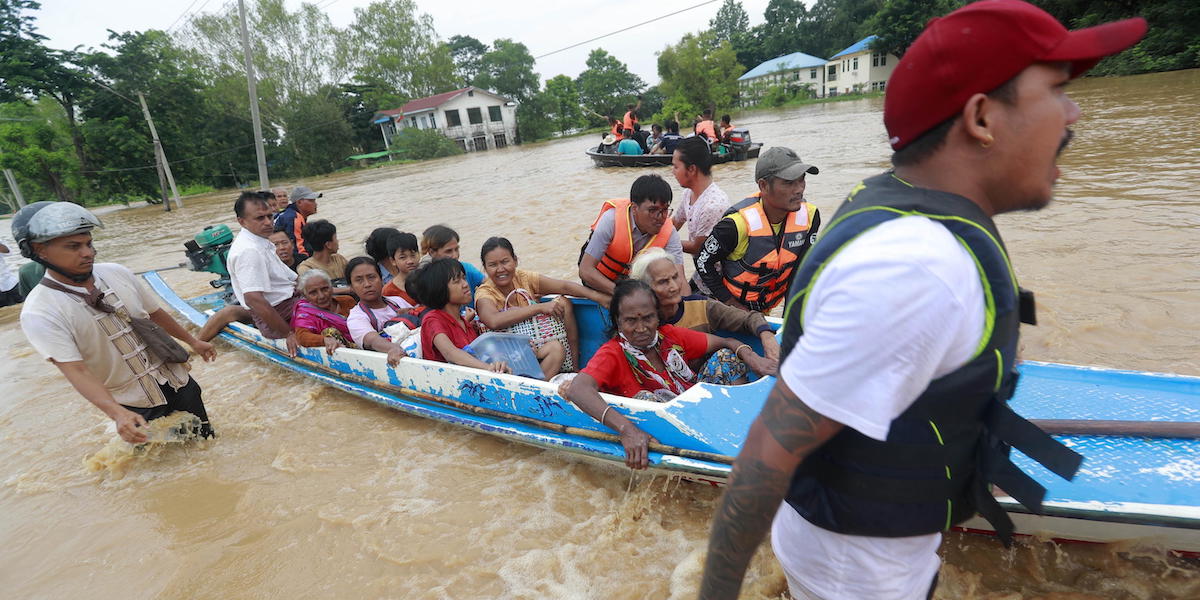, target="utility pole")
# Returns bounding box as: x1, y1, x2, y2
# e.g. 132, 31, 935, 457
137, 92, 182, 210
238, 0, 270, 190
380, 120, 393, 161
2, 168, 24, 209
